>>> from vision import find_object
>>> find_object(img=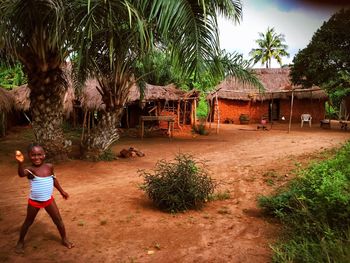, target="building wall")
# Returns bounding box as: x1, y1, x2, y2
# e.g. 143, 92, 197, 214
216, 98, 326, 124
282, 99, 326, 123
